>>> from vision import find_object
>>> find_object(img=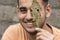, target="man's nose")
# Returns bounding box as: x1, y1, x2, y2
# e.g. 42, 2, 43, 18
25, 10, 33, 21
